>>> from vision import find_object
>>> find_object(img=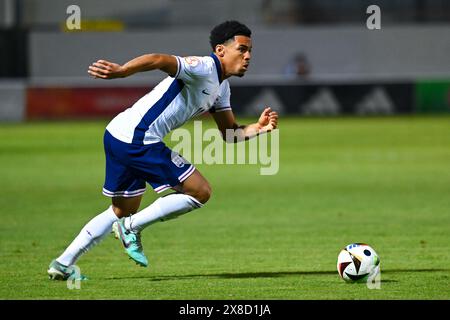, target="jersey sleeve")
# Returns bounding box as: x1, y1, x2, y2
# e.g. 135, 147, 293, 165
209, 80, 232, 113
174, 55, 214, 83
